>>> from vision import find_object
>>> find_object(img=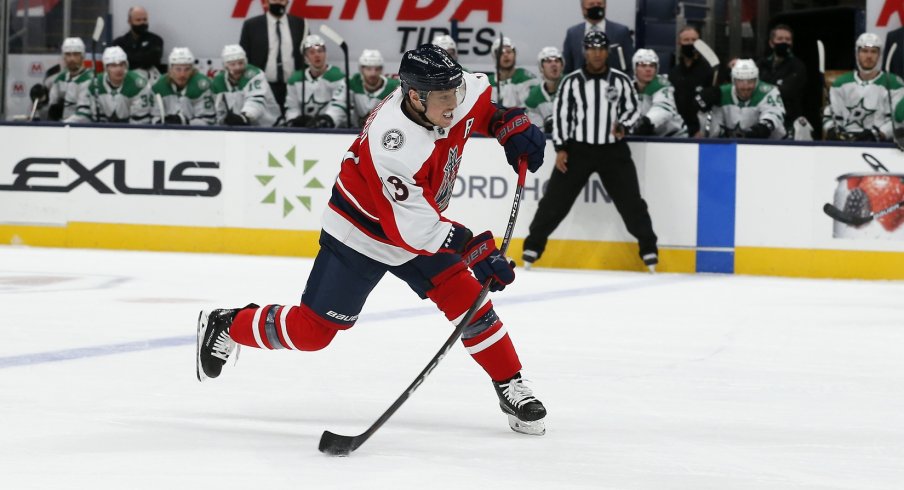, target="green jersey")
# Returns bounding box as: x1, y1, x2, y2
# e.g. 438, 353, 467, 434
50, 67, 93, 122
524, 81, 558, 130
88, 70, 153, 123
823, 71, 904, 139
705, 80, 786, 139
285, 65, 346, 122
325, 73, 399, 128
635, 75, 687, 137
211, 64, 281, 127
151, 71, 216, 125
486, 67, 539, 108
